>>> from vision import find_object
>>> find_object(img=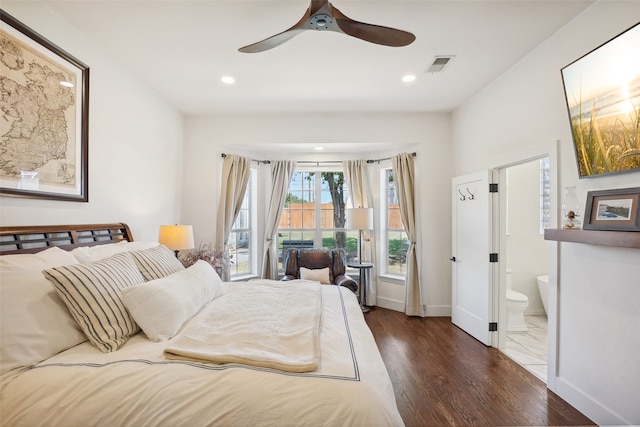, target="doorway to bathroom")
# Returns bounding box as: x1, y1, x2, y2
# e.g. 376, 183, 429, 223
498, 157, 550, 383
